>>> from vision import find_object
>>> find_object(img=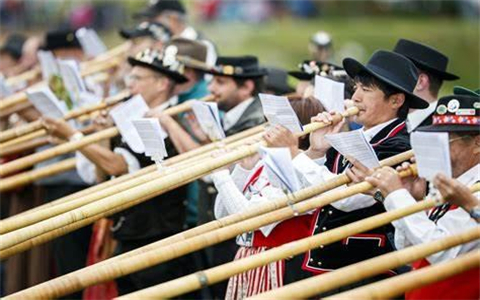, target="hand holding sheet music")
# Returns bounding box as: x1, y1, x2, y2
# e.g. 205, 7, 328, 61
260, 146, 301, 193
259, 93, 303, 133
325, 129, 380, 169
411, 131, 452, 181
26, 86, 68, 119
191, 100, 225, 141
109, 95, 150, 154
